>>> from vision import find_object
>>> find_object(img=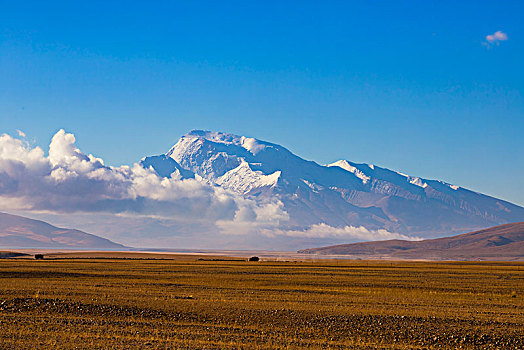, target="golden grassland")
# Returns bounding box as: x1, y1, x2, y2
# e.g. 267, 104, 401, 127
0, 256, 523, 349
